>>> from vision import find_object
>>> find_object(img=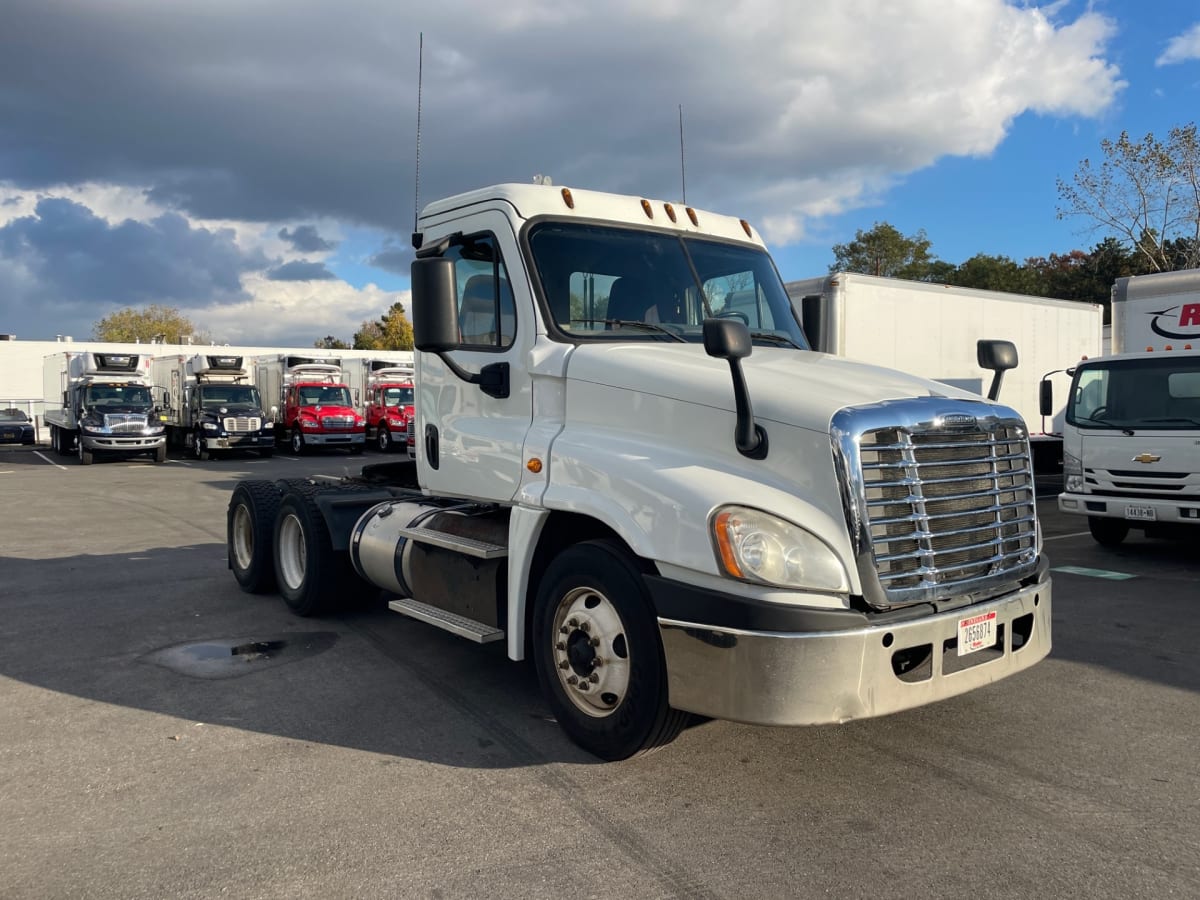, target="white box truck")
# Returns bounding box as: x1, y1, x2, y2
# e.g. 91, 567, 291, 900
785, 273, 1104, 464
152, 353, 275, 460
42, 350, 167, 465
1048, 268, 1200, 545
226, 183, 1052, 760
